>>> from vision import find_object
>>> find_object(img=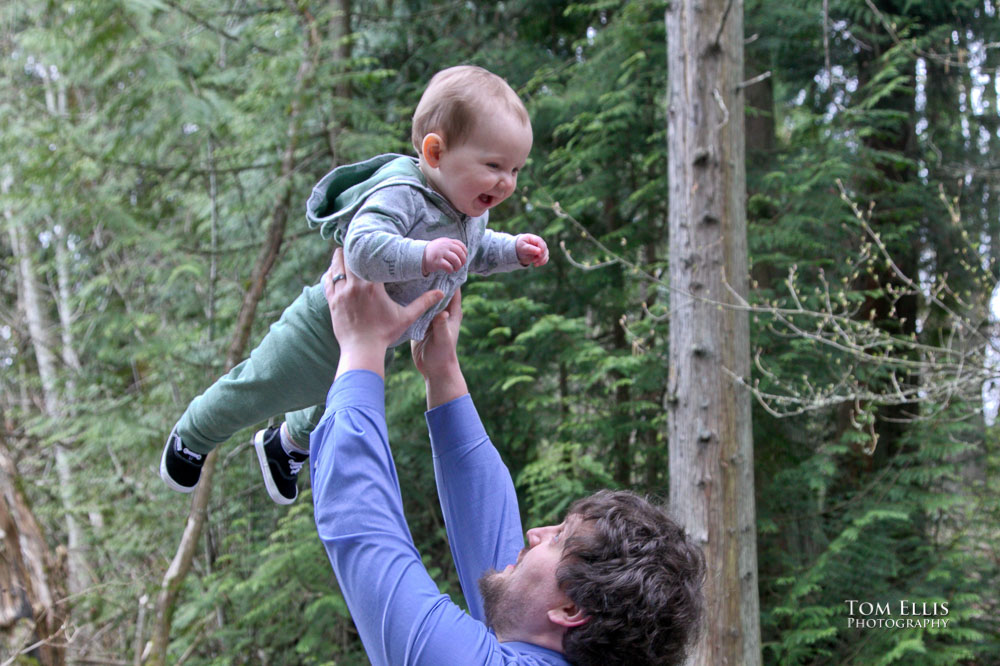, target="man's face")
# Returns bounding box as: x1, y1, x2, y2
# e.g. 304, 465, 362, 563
478, 515, 582, 640
426, 109, 533, 218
